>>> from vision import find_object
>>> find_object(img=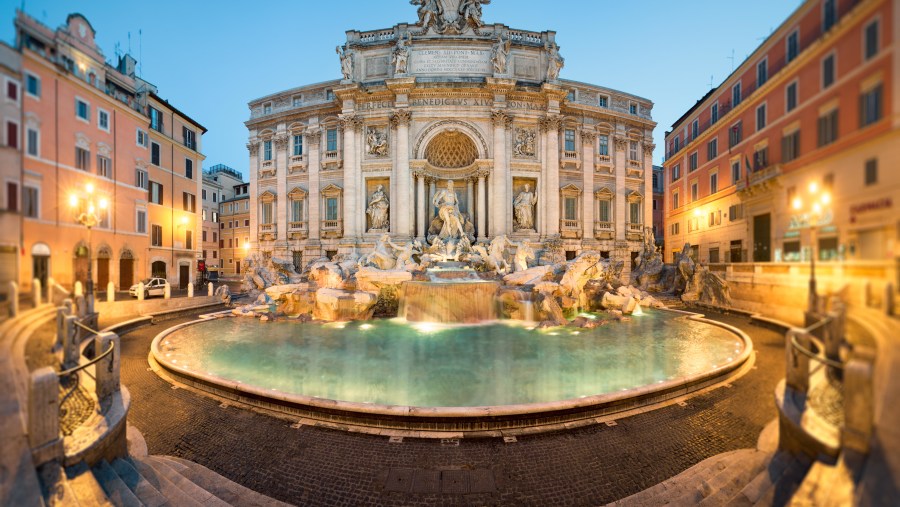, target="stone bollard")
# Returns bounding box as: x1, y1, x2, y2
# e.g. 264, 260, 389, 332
28, 367, 60, 465
47, 277, 56, 303
32, 278, 41, 306
8, 281, 18, 317
208, 282, 213, 297
74, 281, 83, 297
885, 283, 895, 317
843, 347, 876, 454
74, 295, 87, 318
55, 305, 72, 352
164, 282, 171, 299
137, 282, 145, 301
785, 328, 810, 393
62, 315, 80, 369
95, 332, 121, 405
187, 282, 194, 298
107, 282, 115, 303
63, 298, 74, 315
